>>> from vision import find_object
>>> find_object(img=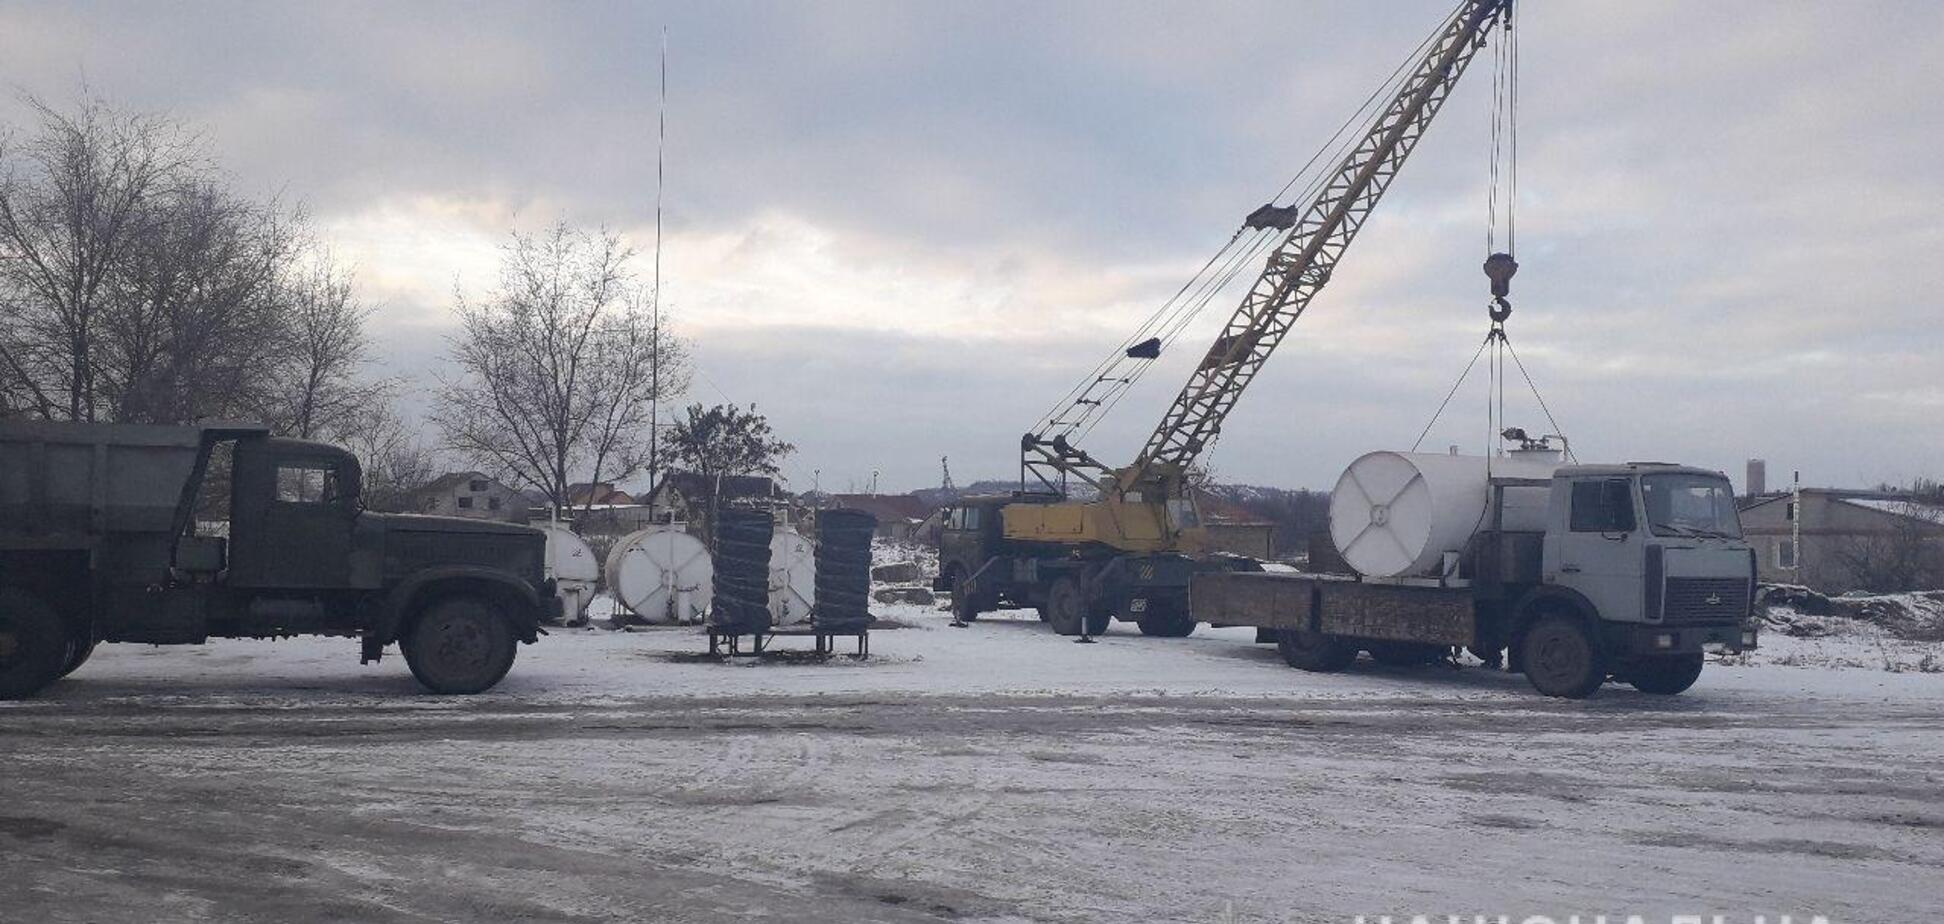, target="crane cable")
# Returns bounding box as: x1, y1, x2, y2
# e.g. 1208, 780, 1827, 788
1032, 0, 1465, 442
1061, 6, 1457, 438
1411, 3, 1571, 463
